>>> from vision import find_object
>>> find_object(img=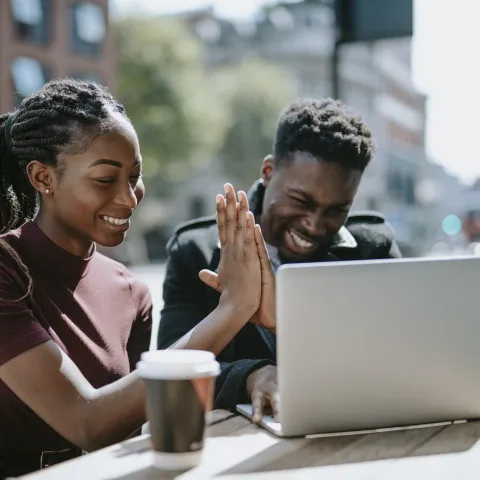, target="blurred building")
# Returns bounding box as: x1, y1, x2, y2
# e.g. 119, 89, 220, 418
178, 0, 464, 256
460, 180, 480, 244
0, 0, 115, 113
420, 161, 465, 251
362, 40, 428, 254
